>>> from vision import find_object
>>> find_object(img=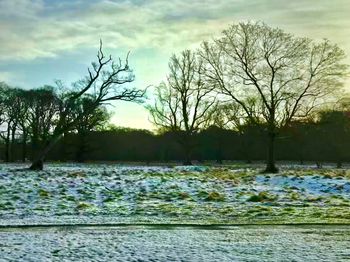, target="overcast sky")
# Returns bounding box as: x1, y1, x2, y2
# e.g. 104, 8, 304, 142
0, 0, 349, 129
